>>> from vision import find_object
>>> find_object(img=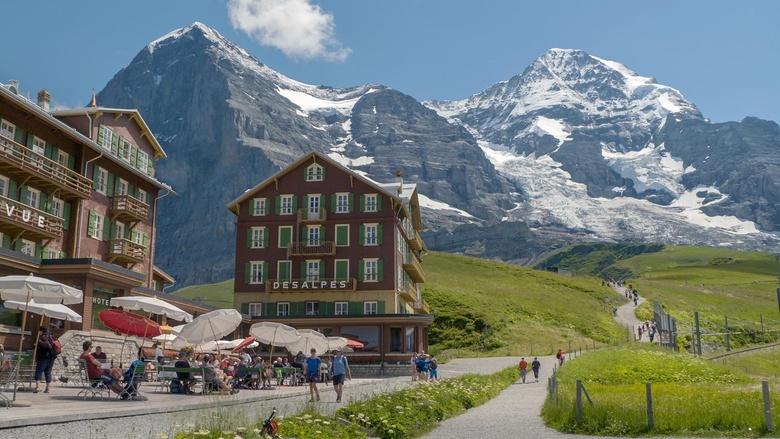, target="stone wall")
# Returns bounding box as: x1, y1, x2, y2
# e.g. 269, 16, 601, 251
53, 330, 143, 377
